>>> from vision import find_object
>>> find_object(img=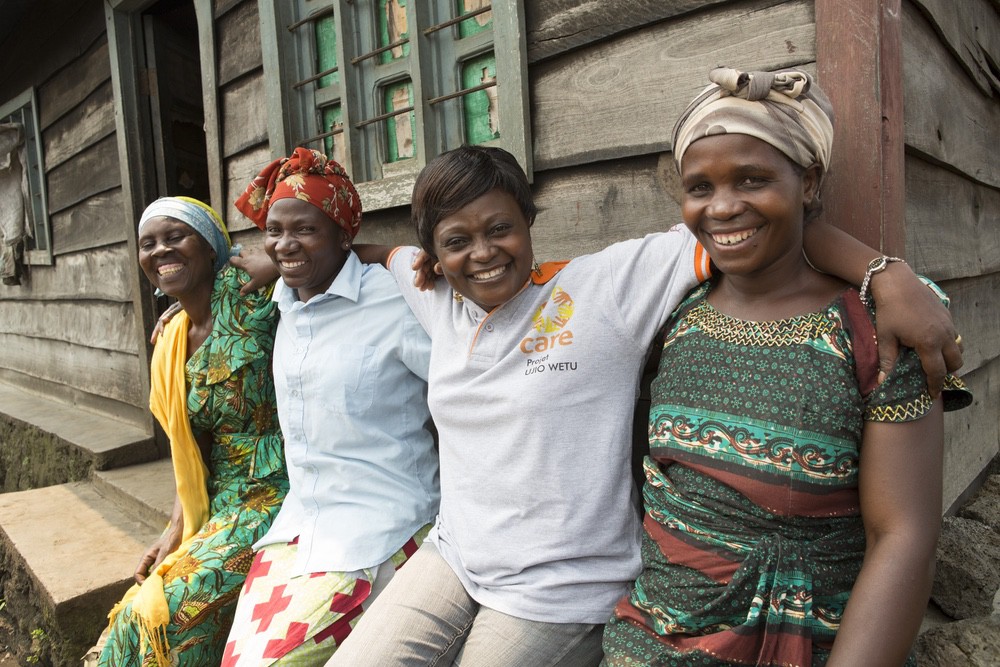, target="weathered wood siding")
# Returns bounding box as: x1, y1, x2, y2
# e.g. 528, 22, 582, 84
903, 0, 1000, 510
0, 1, 147, 427
212, 0, 272, 244
1, 0, 990, 508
